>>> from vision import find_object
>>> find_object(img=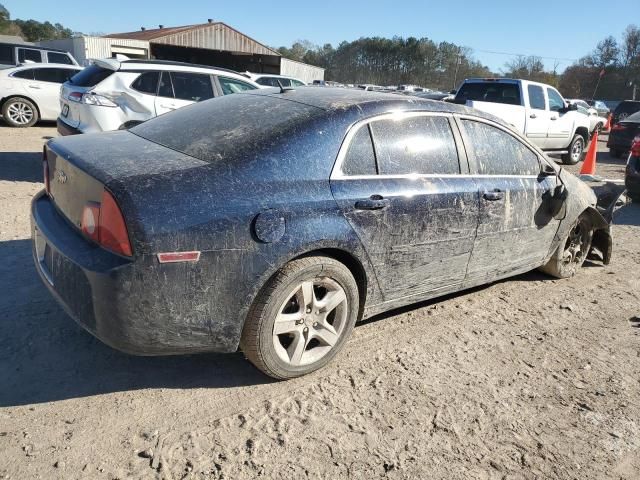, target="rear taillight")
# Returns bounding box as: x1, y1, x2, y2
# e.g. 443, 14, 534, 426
43, 148, 50, 195
611, 123, 627, 131
80, 190, 133, 257
68, 91, 83, 102
631, 136, 640, 157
